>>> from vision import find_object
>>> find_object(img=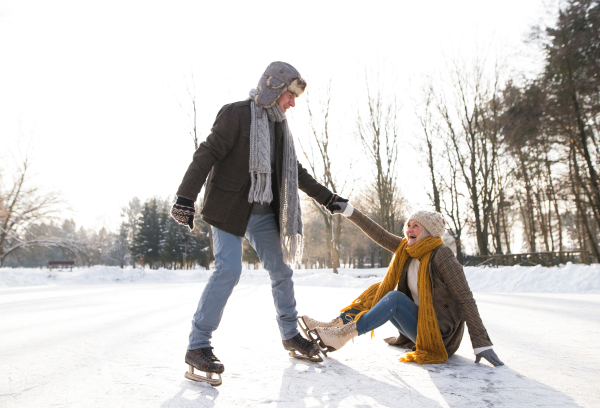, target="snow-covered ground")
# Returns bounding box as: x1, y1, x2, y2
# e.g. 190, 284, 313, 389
1, 264, 599, 407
